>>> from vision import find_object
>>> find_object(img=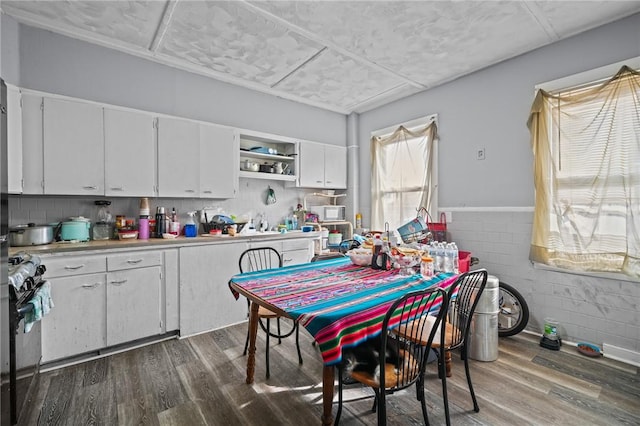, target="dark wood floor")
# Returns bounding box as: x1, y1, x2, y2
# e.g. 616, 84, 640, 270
23, 322, 640, 425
